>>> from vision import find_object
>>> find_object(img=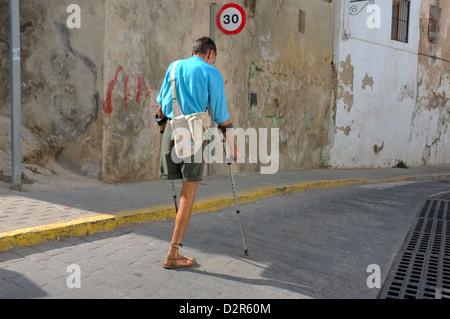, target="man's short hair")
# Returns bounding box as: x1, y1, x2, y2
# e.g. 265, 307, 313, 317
193, 37, 217, 56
